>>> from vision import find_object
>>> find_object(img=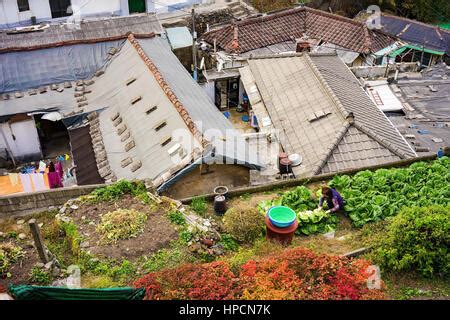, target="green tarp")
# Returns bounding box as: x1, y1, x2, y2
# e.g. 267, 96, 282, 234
389, 44, 445, 57
438, 22, 450, 31
9, 285, 145, 301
